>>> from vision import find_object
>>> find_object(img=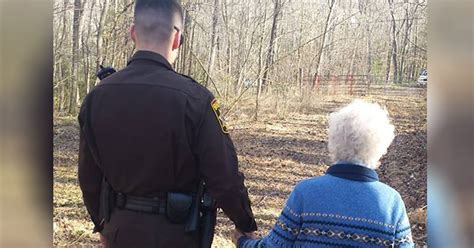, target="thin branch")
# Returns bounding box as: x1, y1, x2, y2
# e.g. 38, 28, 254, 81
189, 51, 222, 98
